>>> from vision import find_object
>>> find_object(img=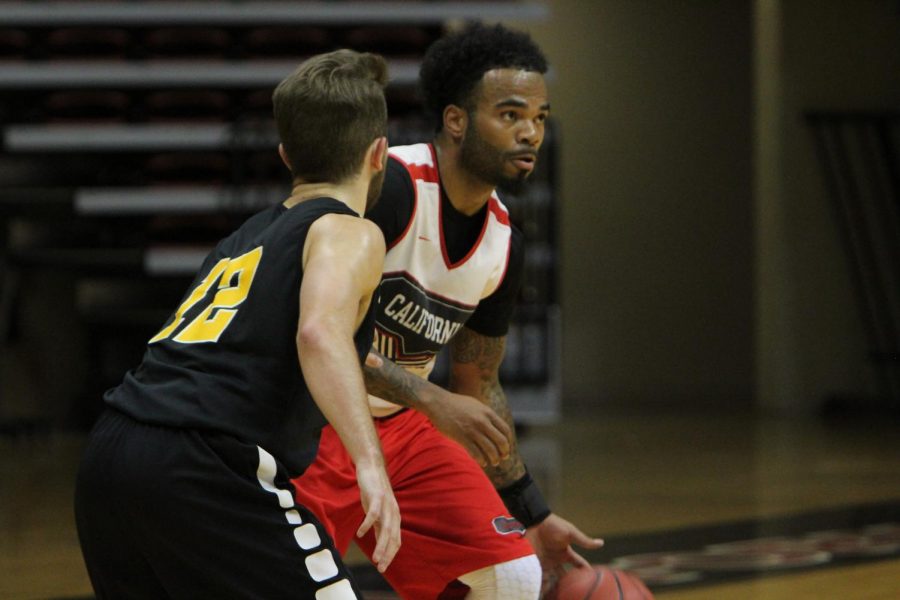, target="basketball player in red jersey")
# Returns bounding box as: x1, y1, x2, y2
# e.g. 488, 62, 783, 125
294, 25, 602, 598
